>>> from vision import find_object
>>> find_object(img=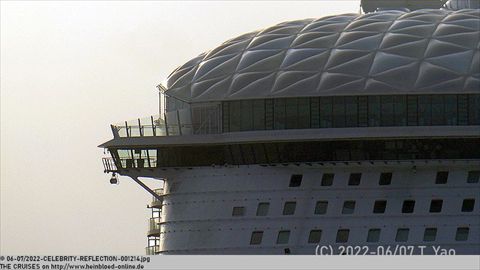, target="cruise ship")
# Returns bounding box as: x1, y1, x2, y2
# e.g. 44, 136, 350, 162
99, 0, 480, 255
